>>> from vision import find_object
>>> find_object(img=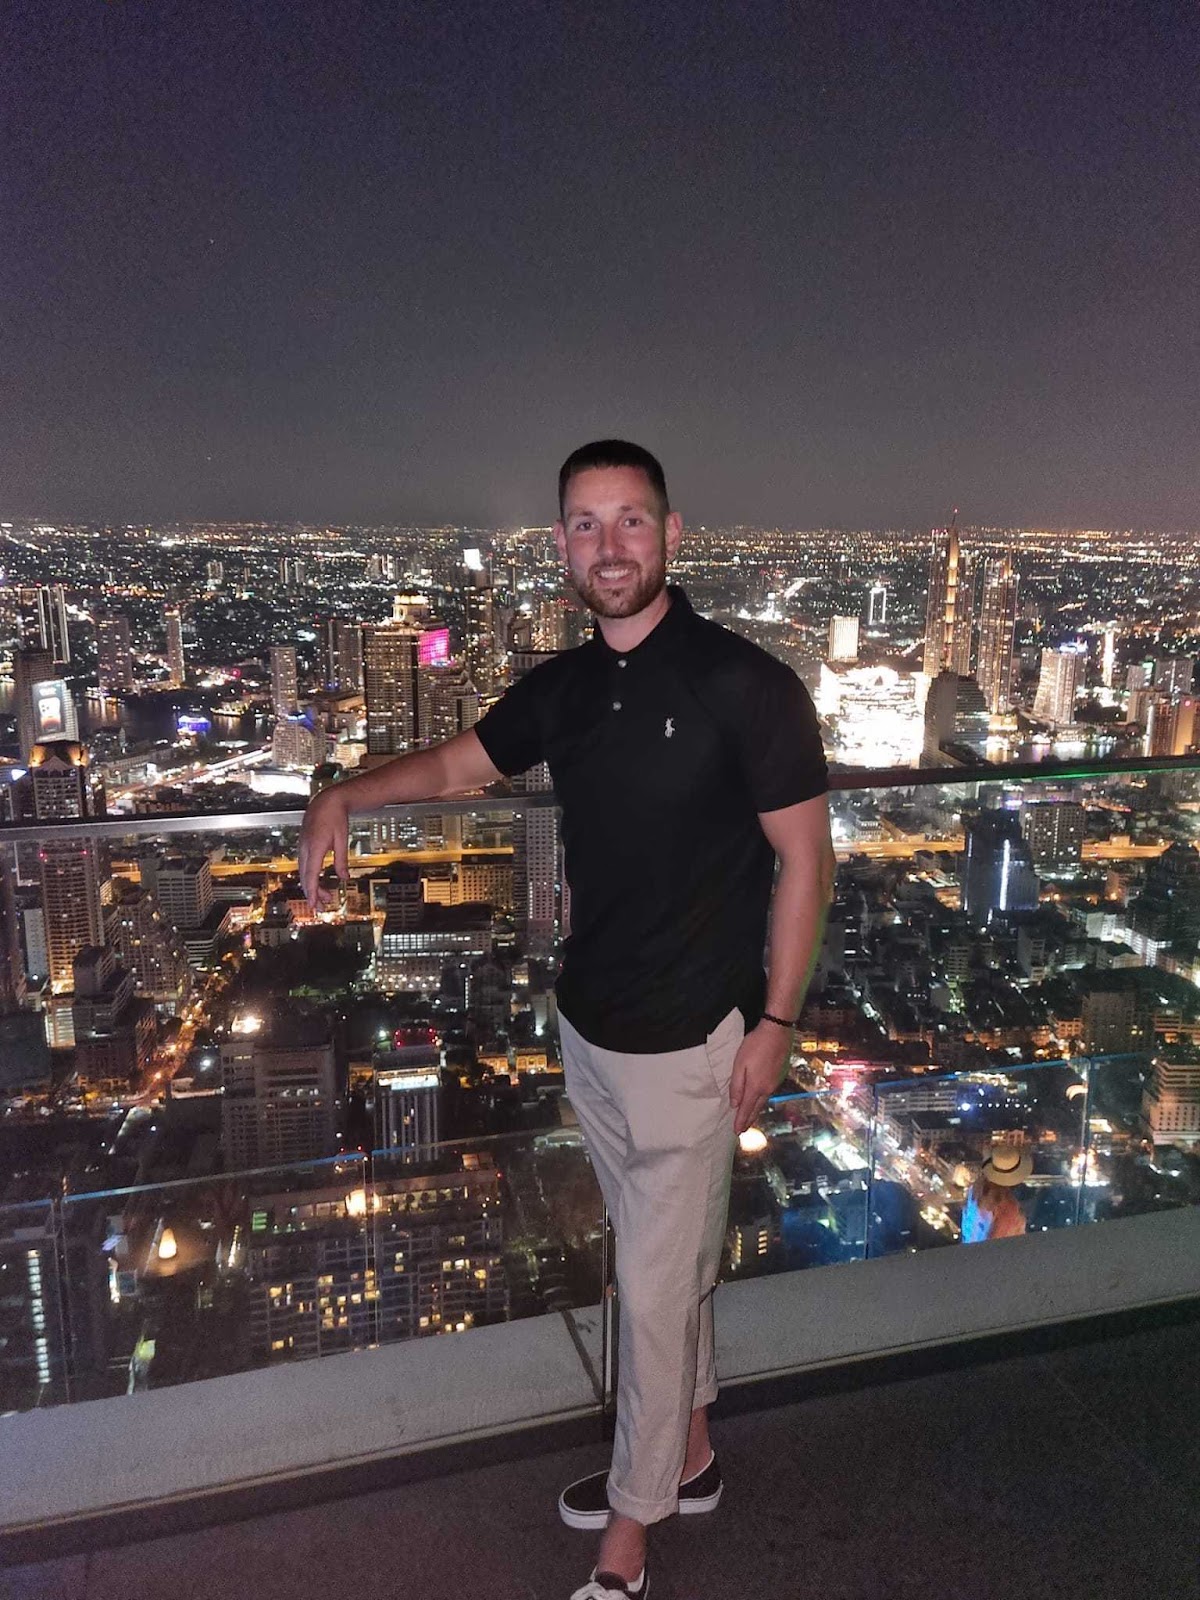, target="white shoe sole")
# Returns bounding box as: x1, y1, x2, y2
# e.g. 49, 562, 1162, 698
558, 1477, 722, 1530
